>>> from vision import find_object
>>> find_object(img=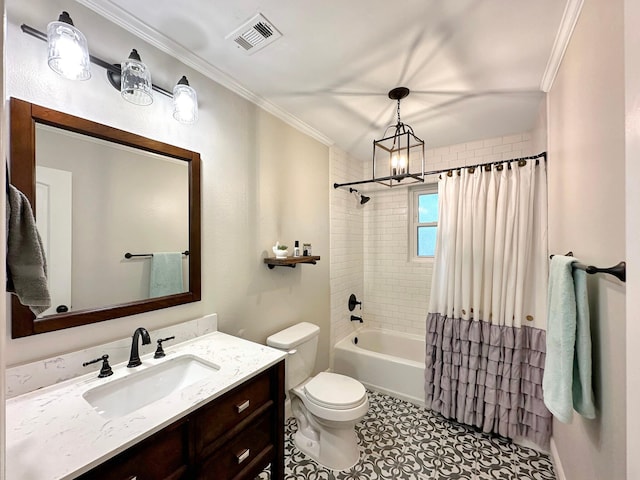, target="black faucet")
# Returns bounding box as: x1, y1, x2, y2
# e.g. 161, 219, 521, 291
127, 327, 151, 368
350, 315, 363, 323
